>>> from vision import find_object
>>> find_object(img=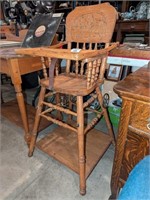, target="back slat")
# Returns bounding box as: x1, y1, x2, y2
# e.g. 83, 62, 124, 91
64, 41, 108, 89
63, 3, 117, 89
